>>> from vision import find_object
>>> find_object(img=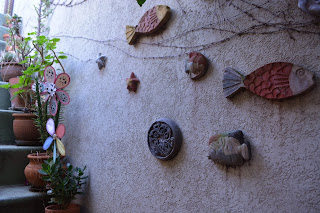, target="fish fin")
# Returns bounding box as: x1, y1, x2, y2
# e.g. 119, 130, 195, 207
223, 67, 245, 98
126, 25, 138, 45
240, 143, 249, 160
